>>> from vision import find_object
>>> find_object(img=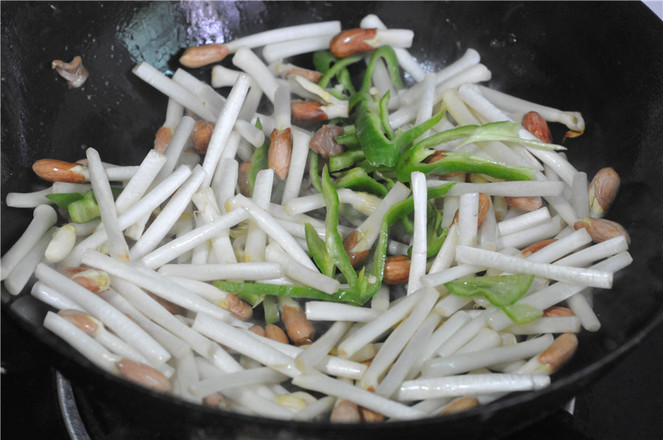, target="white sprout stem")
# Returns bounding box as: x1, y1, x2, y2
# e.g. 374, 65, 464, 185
281, 130, 310, 204
35, 264, 171, 366
239, 80, 265, 121
359, 287, 439, 390
234, 119, 265, 148
31, 281, 84, 312
211, 65, 242, 88
114, 149, 167, 214
376, 311, 441, 399
163, 97, 184, 130
337, 288, 423, 358
431, 180, 564, 198
506, 317, 582, 335
103, 166, 140, 181
424, 334, 554, 377
295, 321, 351, 372
305, 302, 380, 322
202, 74, 251, 188
360, 14, 426, 82
110, 277, 216, 358
554, 235, 629, 267
422, 263, 484, 290
225, 21, 342, 53
4, 226, 56, 295
433, 64, 492, 103
543, 194, 580, 226
228, 194, 316, 270
525, 228, 593, 264
5, 187, 53, 208
476, 84, 586, 131
353, 182, 411, 252
497, 215, 564, 250
157, 262, 282, 282
398, 373, 550, 401
371, 285, 391, 313
243, 168, 273, 262
285, 189, 380, 217
62, 165, 192, 267
86, 148, 129, 261
172, 68, 225, 117
417, 310, 472, 372
211, 158, 239, 213
292, 371, 425, 420
1, 204, 57, 280
262, 34, 334, 64
455, 327, 501, 354
101, 289, 191, 359
43, 311, 119, 373
192, 313, 299, 377
566, 290, 602, 332
51, 182, 91, 193
479, 198, 498, 251
408, 172, 428, 294
436, 314, 488, 357
496, 207, 552, 236
232, 47, 279, 103
415, 73, 437, 137
130, 166, 207, 260
457, 192, 479, 247
428, 223, 459, 274
455, 245, 614, 288
292, 396, 336, 422
247, 331, 366, 380
435, 294, 474, 318
132, 62, 217, 122
487, 251, 633, 331
571, 172, 590, 219
140, 207, 248, 270
189, 367, 288, 398
154, 116, 196, 184
264, 243, 339, 294
82, 250, 231, 323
